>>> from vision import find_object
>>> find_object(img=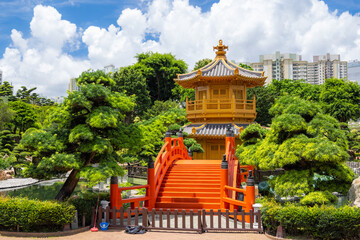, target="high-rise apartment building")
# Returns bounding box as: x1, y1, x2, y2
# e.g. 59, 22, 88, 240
250, 52, 347, 85
348, 60, 360, 84
68, 78, 79, 92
